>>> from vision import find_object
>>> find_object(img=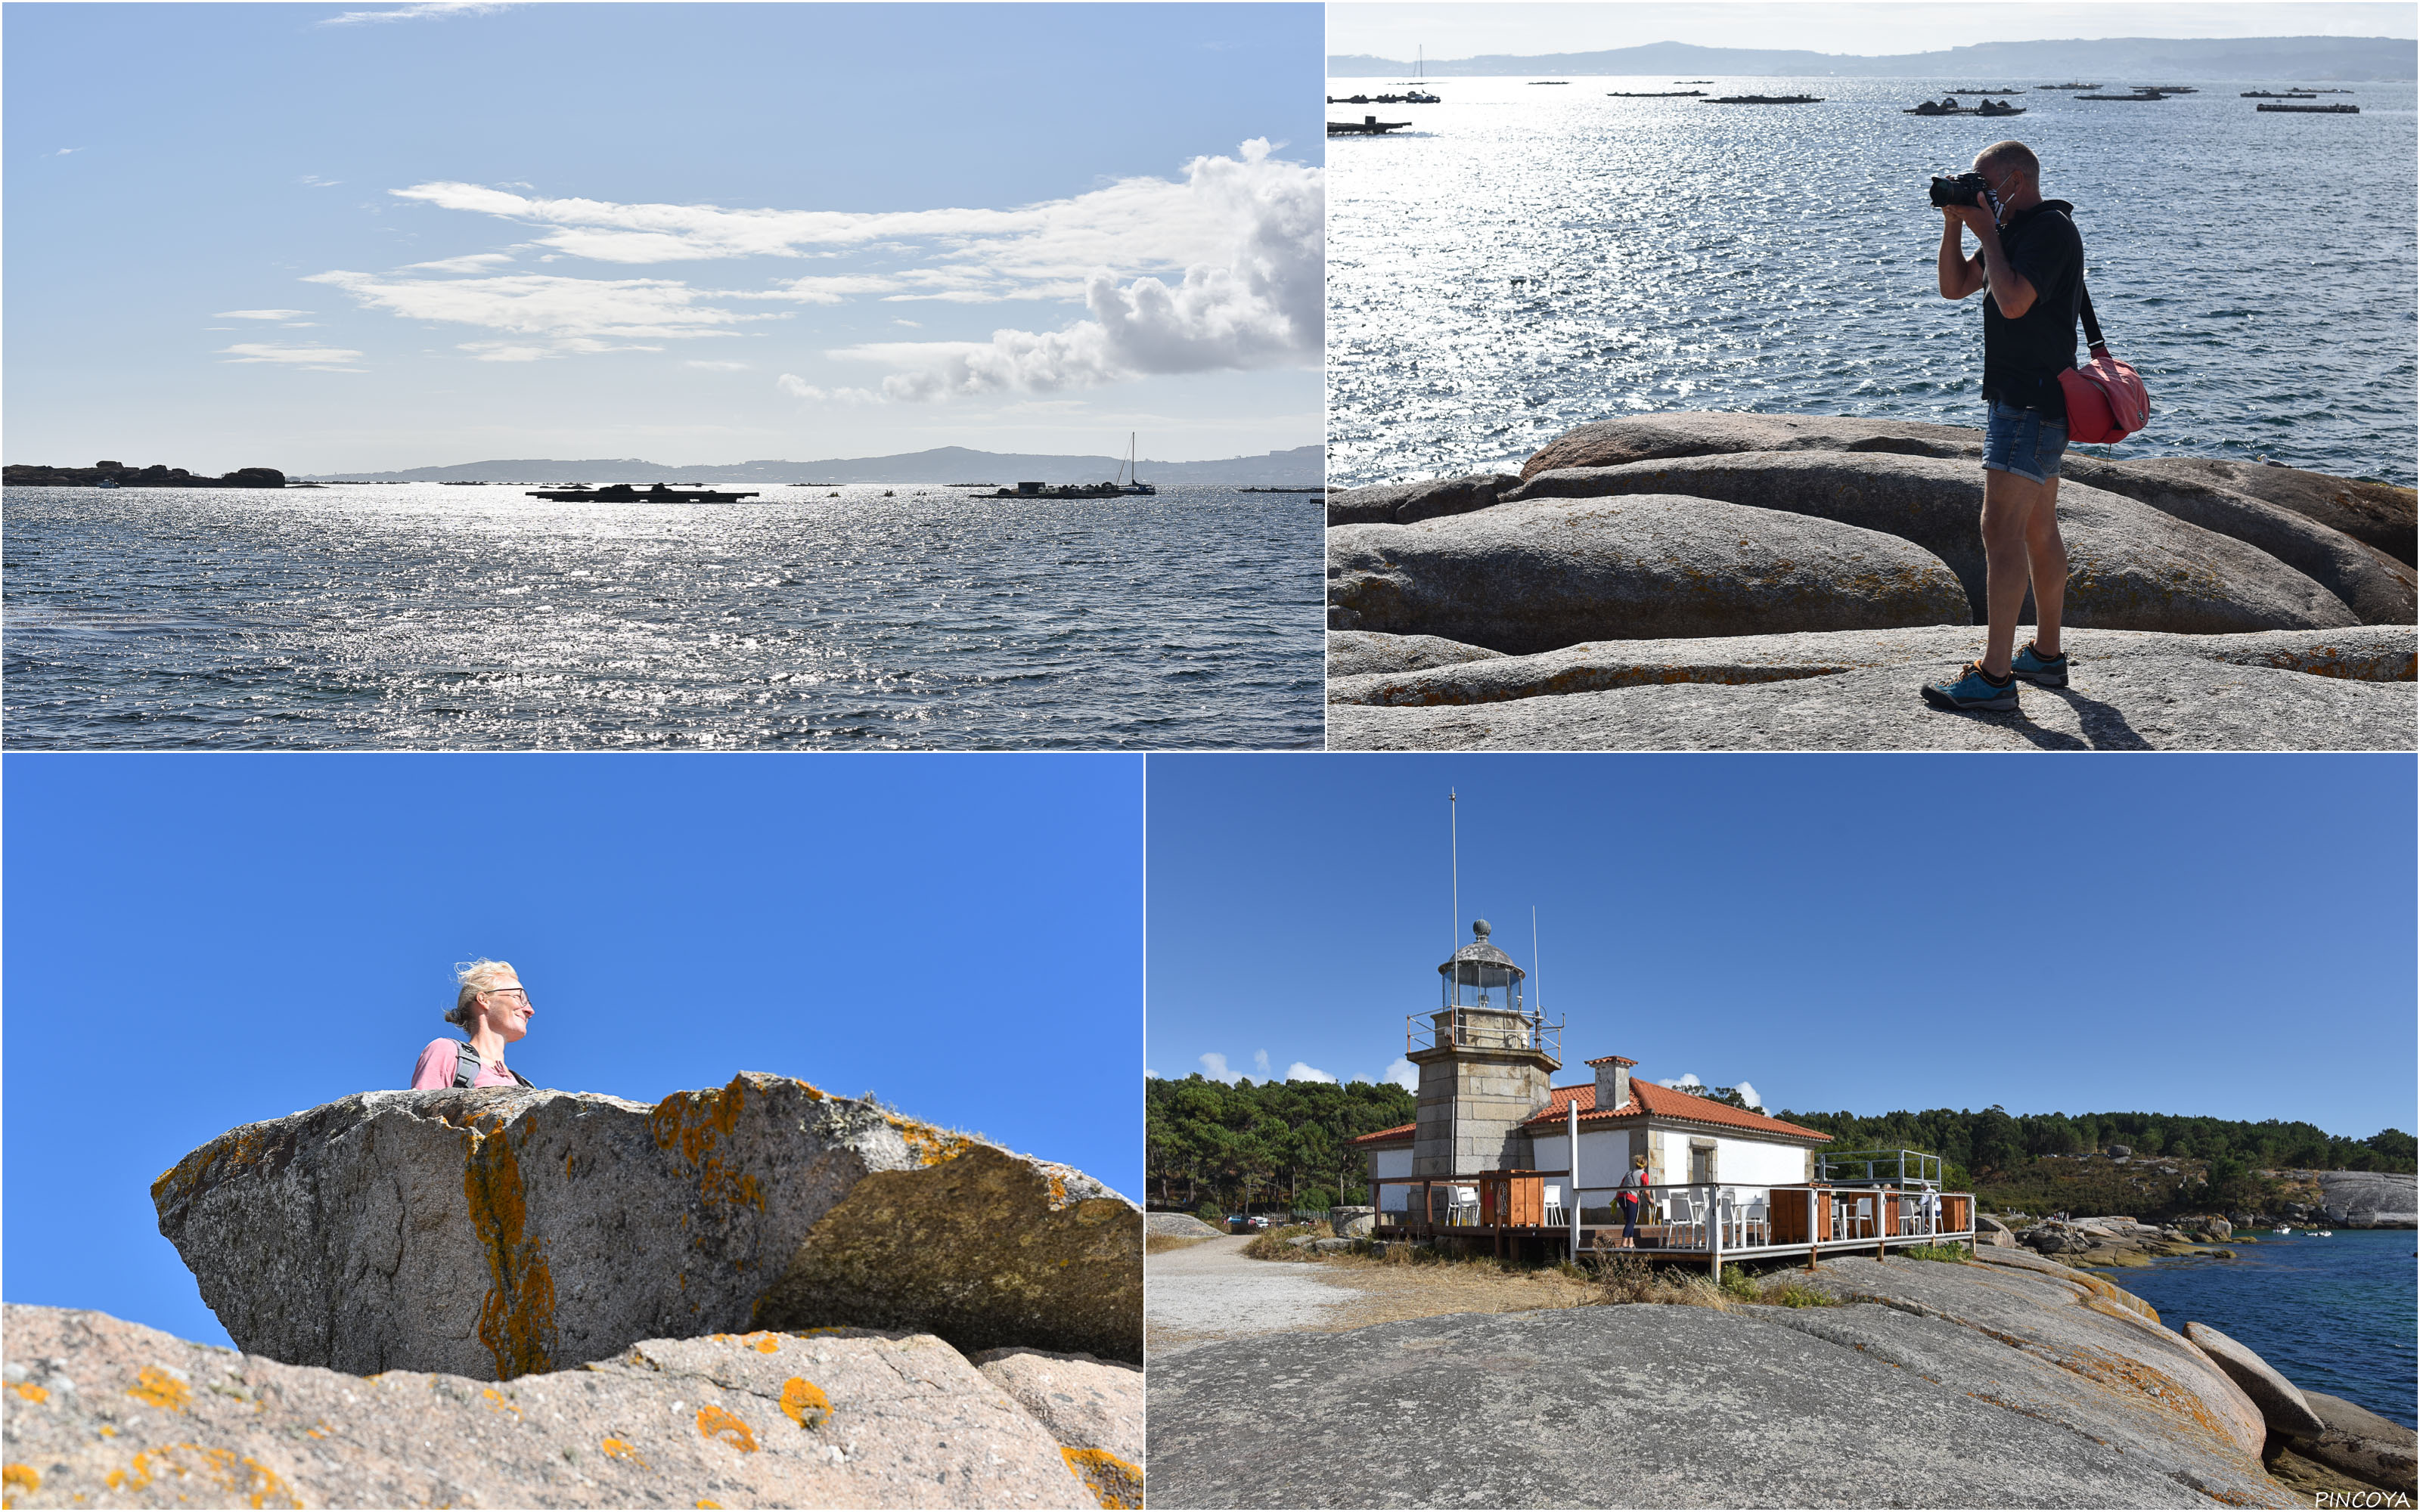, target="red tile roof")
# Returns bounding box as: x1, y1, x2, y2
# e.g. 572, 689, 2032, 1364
1346, 1081, 1831, 1148
1522, 1080, 1831, 1141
